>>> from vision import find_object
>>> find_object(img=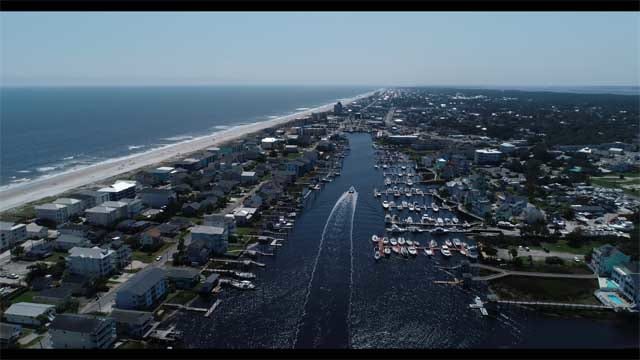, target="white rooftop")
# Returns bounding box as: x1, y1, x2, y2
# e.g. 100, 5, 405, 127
35, 203, 67, 210
69, 246, 113, 259
99, 180, 137, 193
54, 198, 82, 205
5, 302, 55, 317
261, 137, 278, 143
476, 149, 502, 154
85, 206, 117, 214
191, 225, 226, 235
